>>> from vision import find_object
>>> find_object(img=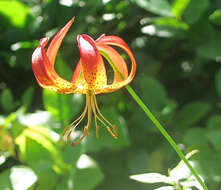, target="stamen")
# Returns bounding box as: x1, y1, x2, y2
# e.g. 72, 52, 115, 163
90, 92, 100, 138
92, 93, 117, 138
62, 125, 70, 136
71, 126, 89, 146
66, 129, 73, 141
71, 91, 93, 146
62, 94, 88, 141
106, 126, 117, 139
92, 94, 113, 126
63, 90, 118, 145
112, 125, 118, 137
95, 110, 117, 139
86, 91, 93, 135
69, 104, 87, 127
